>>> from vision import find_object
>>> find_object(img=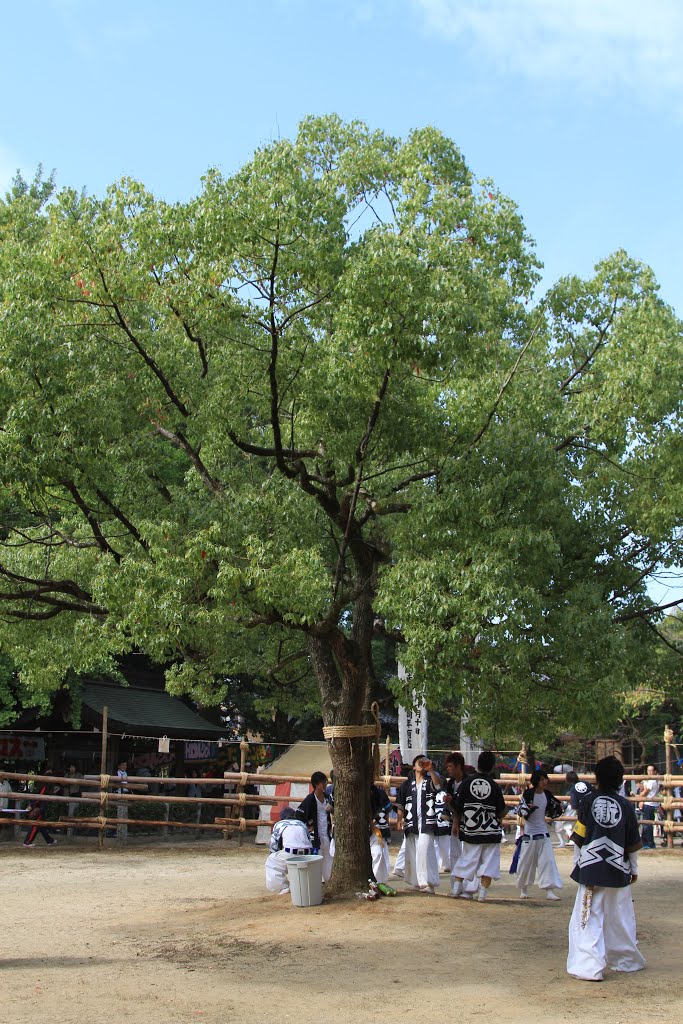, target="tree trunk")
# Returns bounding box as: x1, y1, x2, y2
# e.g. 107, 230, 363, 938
308, 628, 375, 897
324, 735, 373, 897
